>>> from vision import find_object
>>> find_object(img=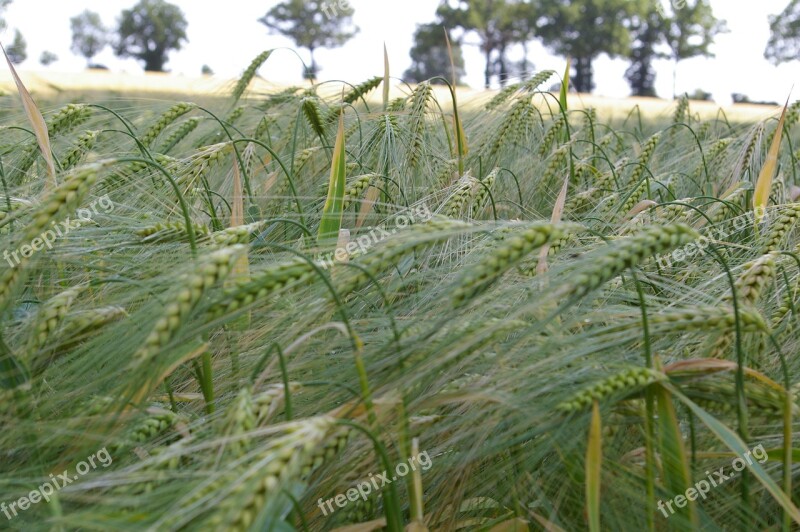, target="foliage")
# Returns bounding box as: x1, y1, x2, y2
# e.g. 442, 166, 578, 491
538, 0, 650, 93
70, 10, 107, 65
661, 0, 726, 95
404, 23, 465, 84
5, 28, 25, 64
765, 0, 800, 65
0, 0, 11, 33
114, 0, 188, 72
437, 0, 533, 88
38, 51, 57, 67
0, 48, 800, 532
258, 0, 358, 80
